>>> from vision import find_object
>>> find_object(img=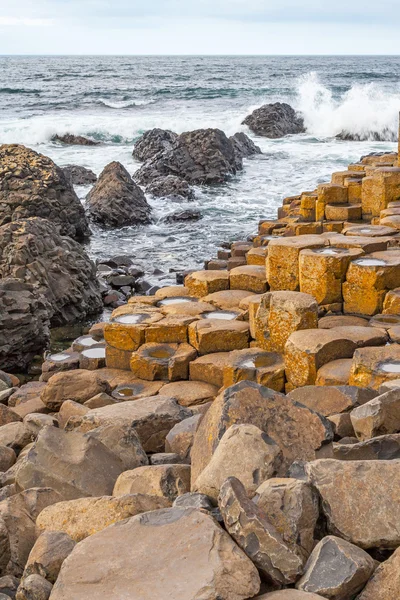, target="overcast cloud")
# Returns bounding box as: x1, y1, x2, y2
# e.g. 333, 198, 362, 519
0, 0, 399, 54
